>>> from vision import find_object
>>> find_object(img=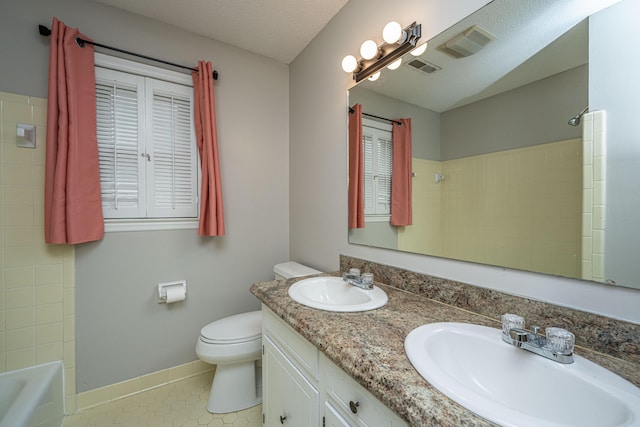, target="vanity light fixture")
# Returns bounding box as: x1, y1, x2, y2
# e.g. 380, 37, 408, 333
360, 40, 379, 60
368, 71, 381, 82
342, 21, 422, 83
387, 58, 402, 70
410, 42, 428, 56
